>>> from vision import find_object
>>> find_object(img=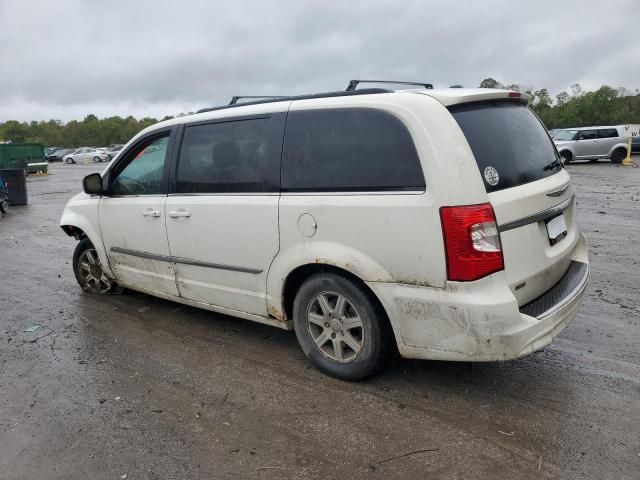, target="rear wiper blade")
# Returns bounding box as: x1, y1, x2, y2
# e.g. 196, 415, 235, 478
543, 159, 562, 171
